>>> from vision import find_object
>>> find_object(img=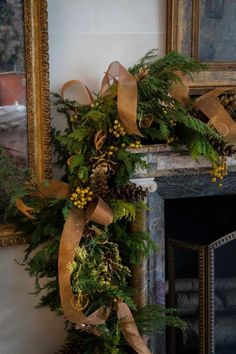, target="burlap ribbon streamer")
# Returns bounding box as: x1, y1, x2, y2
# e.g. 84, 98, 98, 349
61, 61, 143, 137
170, 74, 236, 144
16, 180, 151, 354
